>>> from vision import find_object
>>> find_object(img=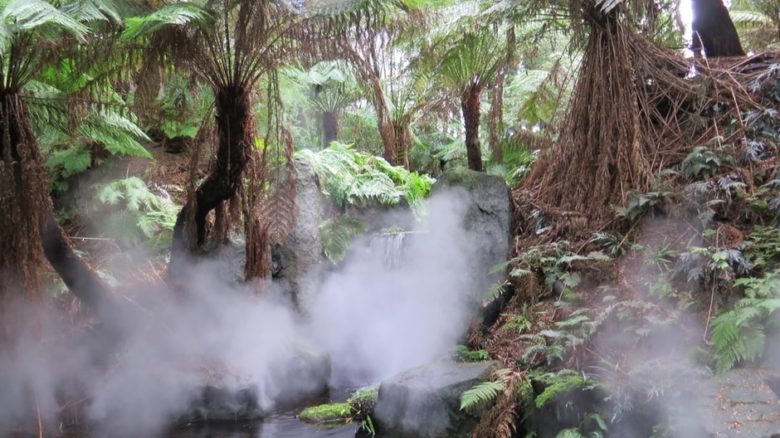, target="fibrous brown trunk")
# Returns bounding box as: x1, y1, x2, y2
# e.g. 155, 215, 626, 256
322, 111, 339, 146
0, 93, 109, 311
691, 0, 745, 58
170, 85, 252, 279
462, 84, 483, 172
